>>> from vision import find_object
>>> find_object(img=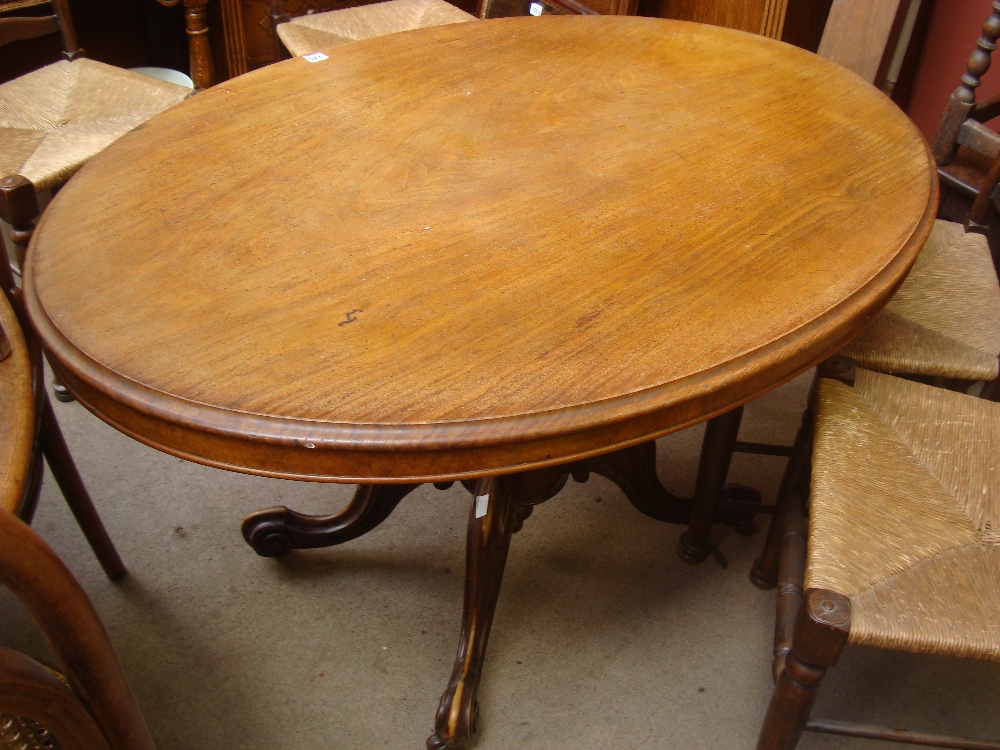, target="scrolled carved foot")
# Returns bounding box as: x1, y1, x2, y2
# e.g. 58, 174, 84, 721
240, 484, 419, 557
241, 510, 297, 557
